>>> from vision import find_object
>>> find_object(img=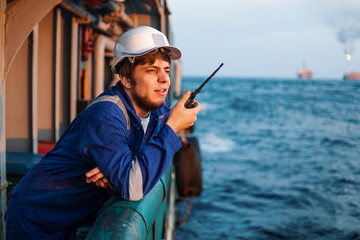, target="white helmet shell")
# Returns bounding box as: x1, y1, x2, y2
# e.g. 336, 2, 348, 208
111, 26, 182, 73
